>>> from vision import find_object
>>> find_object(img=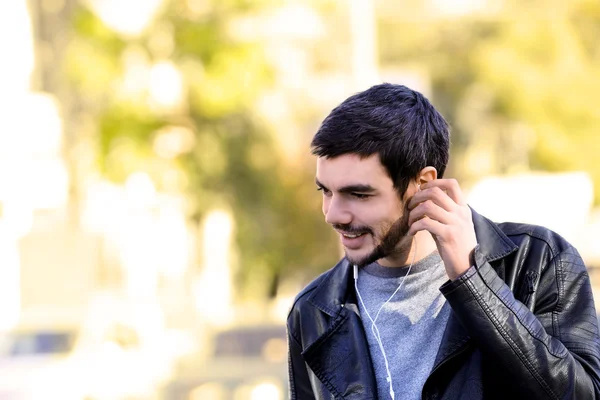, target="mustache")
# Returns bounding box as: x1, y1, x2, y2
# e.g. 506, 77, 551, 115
332, 224, 373, 235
